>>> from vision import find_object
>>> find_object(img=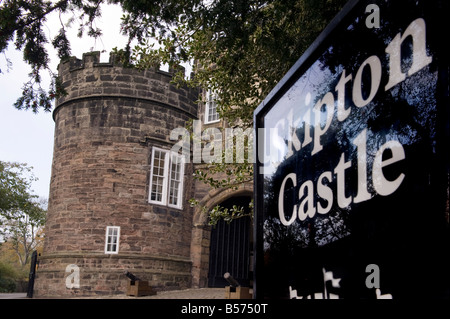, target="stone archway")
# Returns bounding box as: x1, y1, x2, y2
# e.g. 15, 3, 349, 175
190, 185, 252, 288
